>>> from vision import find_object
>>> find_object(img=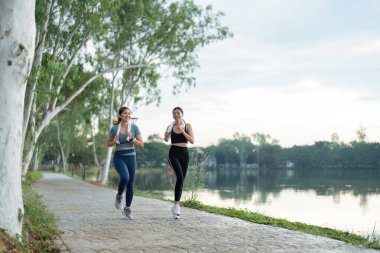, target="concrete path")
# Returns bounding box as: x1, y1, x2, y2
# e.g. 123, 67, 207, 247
34, 173, 379, 253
